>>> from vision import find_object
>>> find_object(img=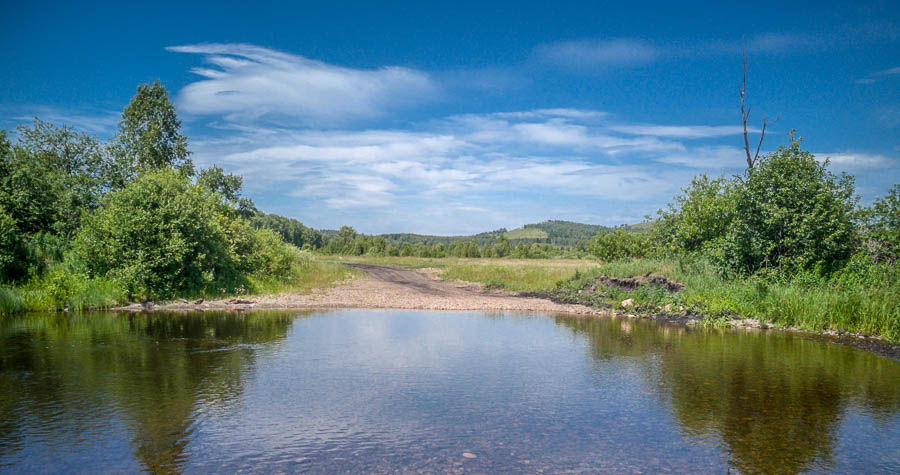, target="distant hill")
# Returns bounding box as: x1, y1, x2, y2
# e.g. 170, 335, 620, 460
379, 229, 507, 247
503, 228, 548, 240
380, 220, 609, 247
319, 219, 652, 248
620, 221, 654, 233
516, 220, 605, 246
